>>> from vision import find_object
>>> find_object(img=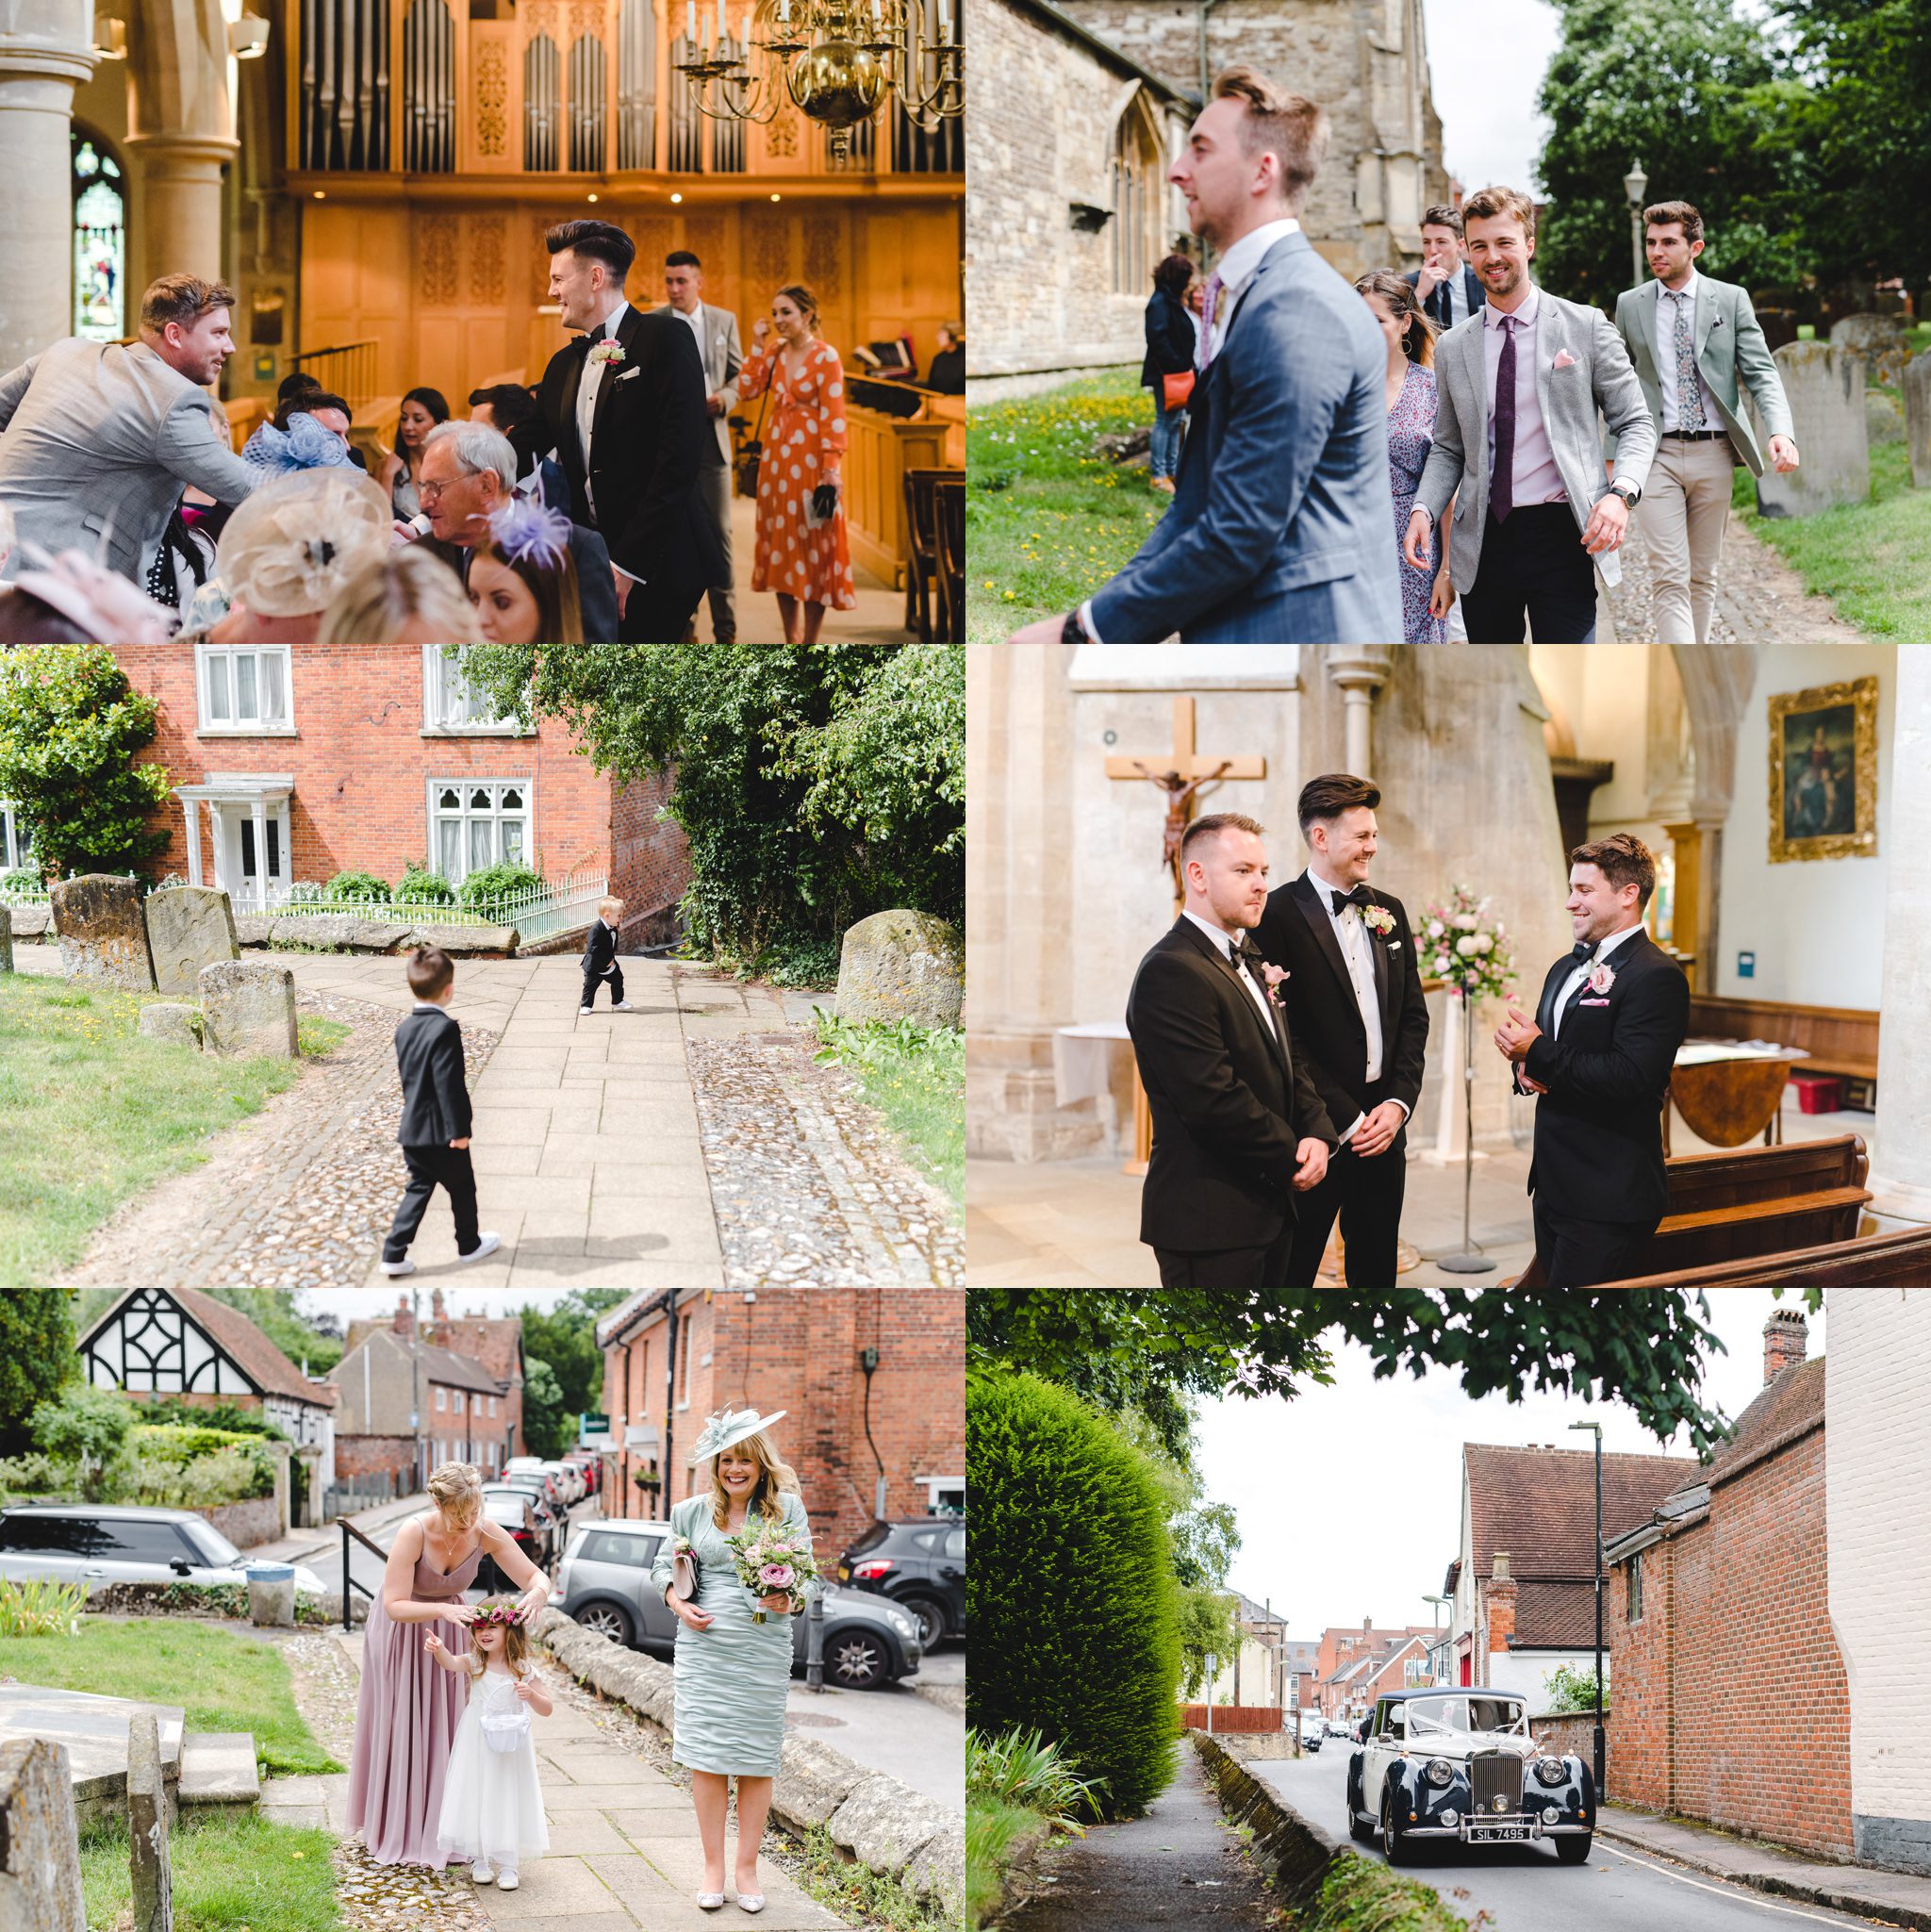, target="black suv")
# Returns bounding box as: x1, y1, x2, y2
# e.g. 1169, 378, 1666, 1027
836, 1517, 965, 1648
